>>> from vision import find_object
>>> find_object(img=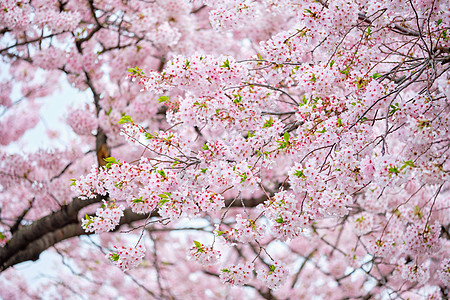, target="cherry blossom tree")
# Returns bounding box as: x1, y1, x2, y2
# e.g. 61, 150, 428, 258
1, 0, 449, 299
